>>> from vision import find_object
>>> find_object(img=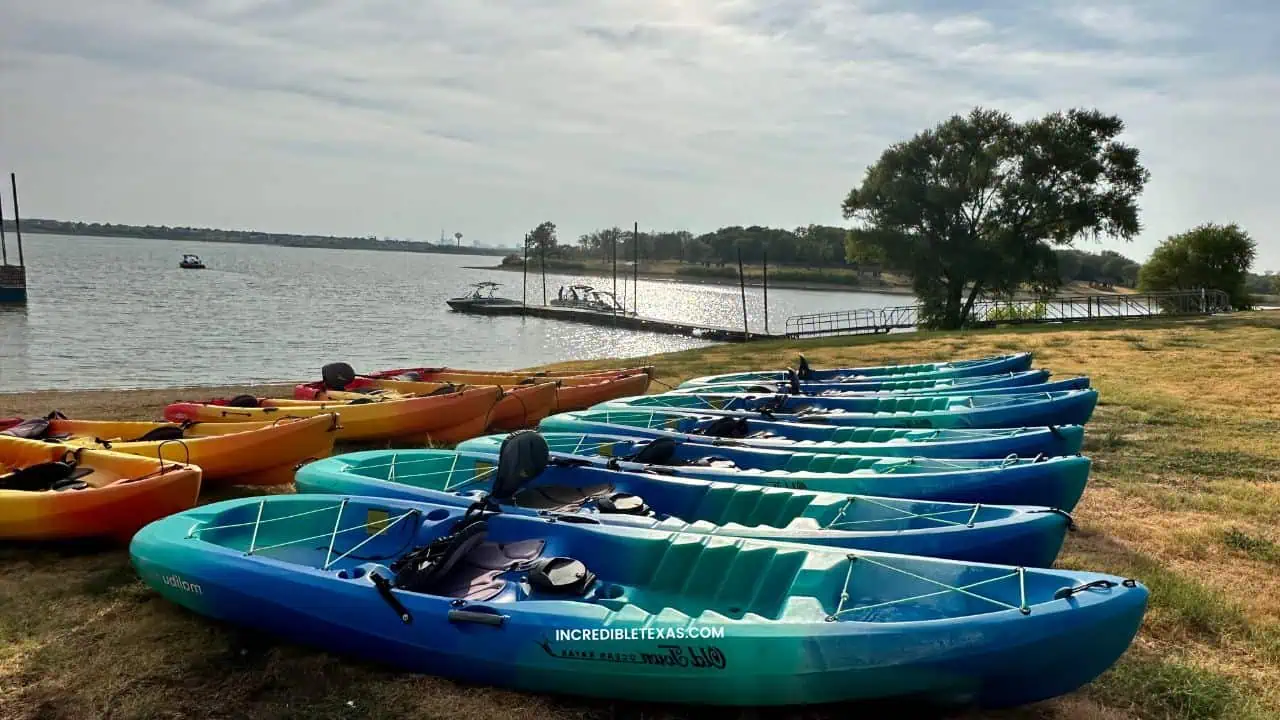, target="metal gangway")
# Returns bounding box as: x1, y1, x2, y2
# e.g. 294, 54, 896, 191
784, 290, 1233, 339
